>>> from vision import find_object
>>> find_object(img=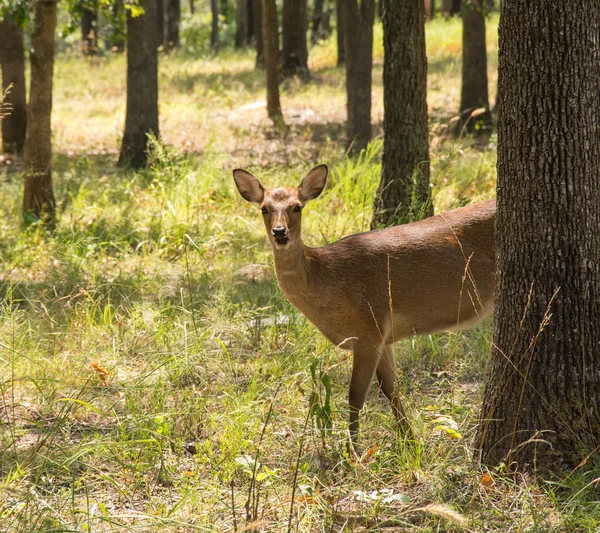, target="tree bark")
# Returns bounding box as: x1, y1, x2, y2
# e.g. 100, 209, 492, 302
336, 0, 345, 65
253, 0, 264, 67
211, 0, 220, 50
118, 0, 159, 168
262, 0, 284, 129
456, 0, 491, 135
0, 21, 27, 155
157, 0, 164, 47
282, 0, 309, 79
81, 4, 98, 55
235, 0, 247, 48
424, 0, 435, 20
477, 0, 600, 472
343, 0, 375, 153
372, 0, 431, 228
22, 0, 58, 228
165, 0, 180, 48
